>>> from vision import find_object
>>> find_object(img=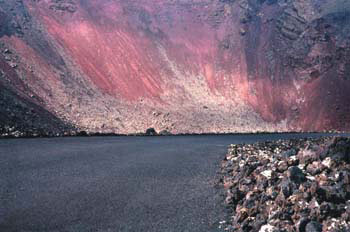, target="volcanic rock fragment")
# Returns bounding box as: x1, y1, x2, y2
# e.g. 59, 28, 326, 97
287, 166, 306, 183
305, 221, 322, 232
